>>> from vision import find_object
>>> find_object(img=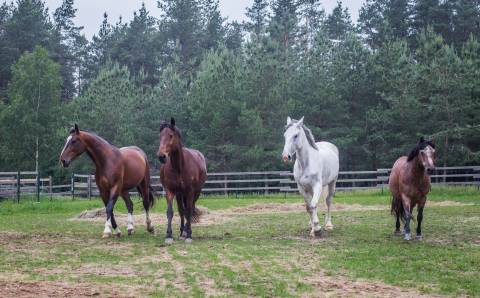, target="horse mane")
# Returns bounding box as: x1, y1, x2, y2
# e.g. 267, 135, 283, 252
407, 137, 435, 161
285, 119, 319, 150
160, 121, 184, 146
70, 127, 113, 146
